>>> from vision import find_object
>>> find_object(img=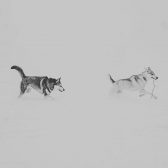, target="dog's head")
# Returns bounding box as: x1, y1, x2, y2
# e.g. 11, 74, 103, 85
47, 77, 65, 92
54, 77, 65, 92
144, 67, 158, 80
